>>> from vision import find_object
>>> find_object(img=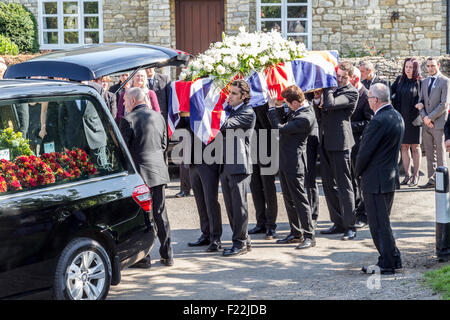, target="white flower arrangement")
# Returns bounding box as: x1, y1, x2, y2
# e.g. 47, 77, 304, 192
179, 26, 306, 87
